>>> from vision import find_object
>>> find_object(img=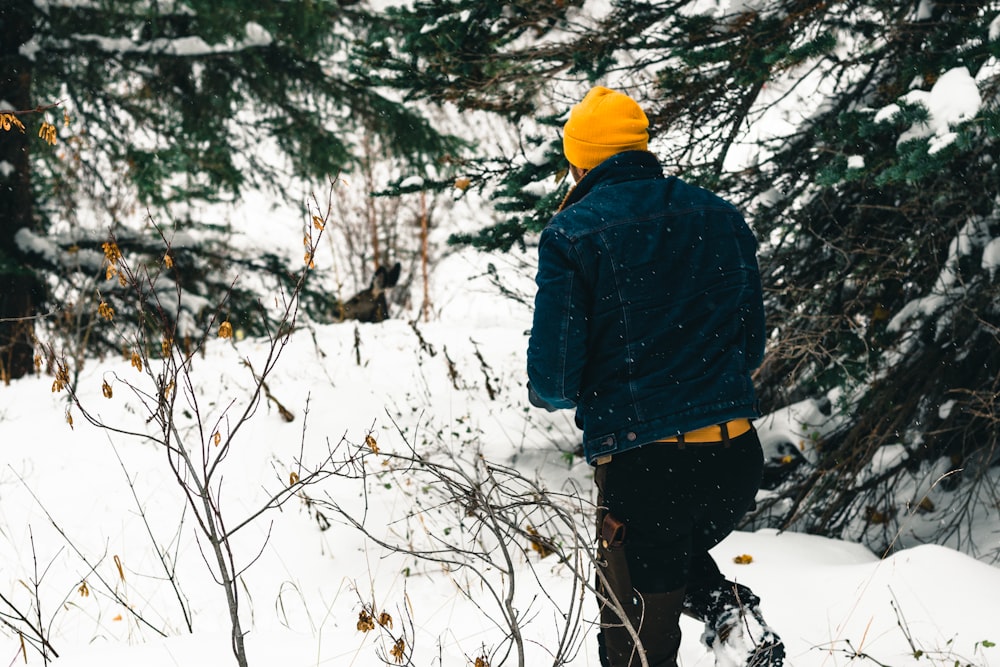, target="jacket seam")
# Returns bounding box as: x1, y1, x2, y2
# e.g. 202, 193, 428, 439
552, 204, 740, 242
